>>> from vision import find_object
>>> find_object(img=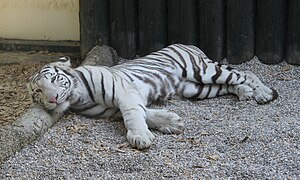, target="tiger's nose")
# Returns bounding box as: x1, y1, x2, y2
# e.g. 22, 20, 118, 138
49, 95, 58, 103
